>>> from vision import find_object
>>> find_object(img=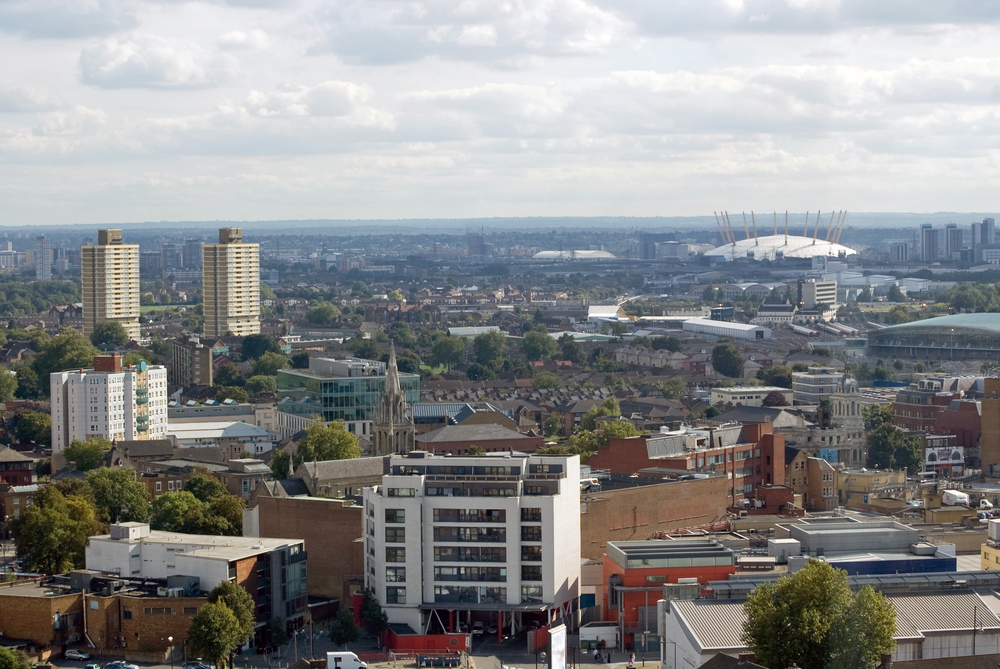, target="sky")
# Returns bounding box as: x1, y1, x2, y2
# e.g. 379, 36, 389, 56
3, 1, 1000, 226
